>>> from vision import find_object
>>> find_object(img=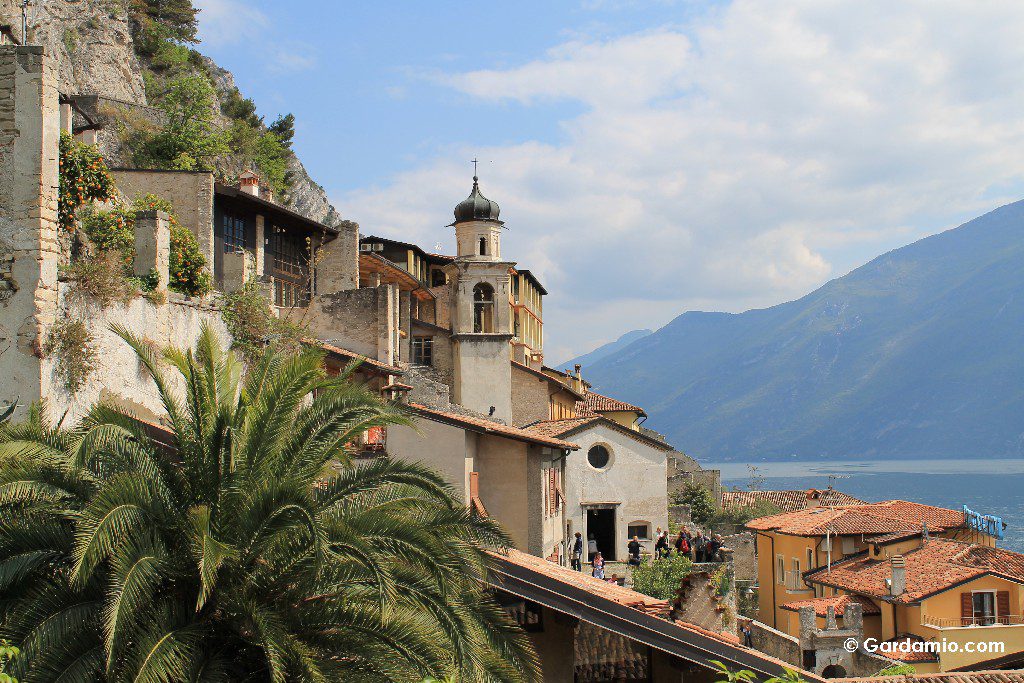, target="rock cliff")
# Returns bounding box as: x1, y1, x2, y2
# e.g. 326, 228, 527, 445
0, 0, 343, 227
